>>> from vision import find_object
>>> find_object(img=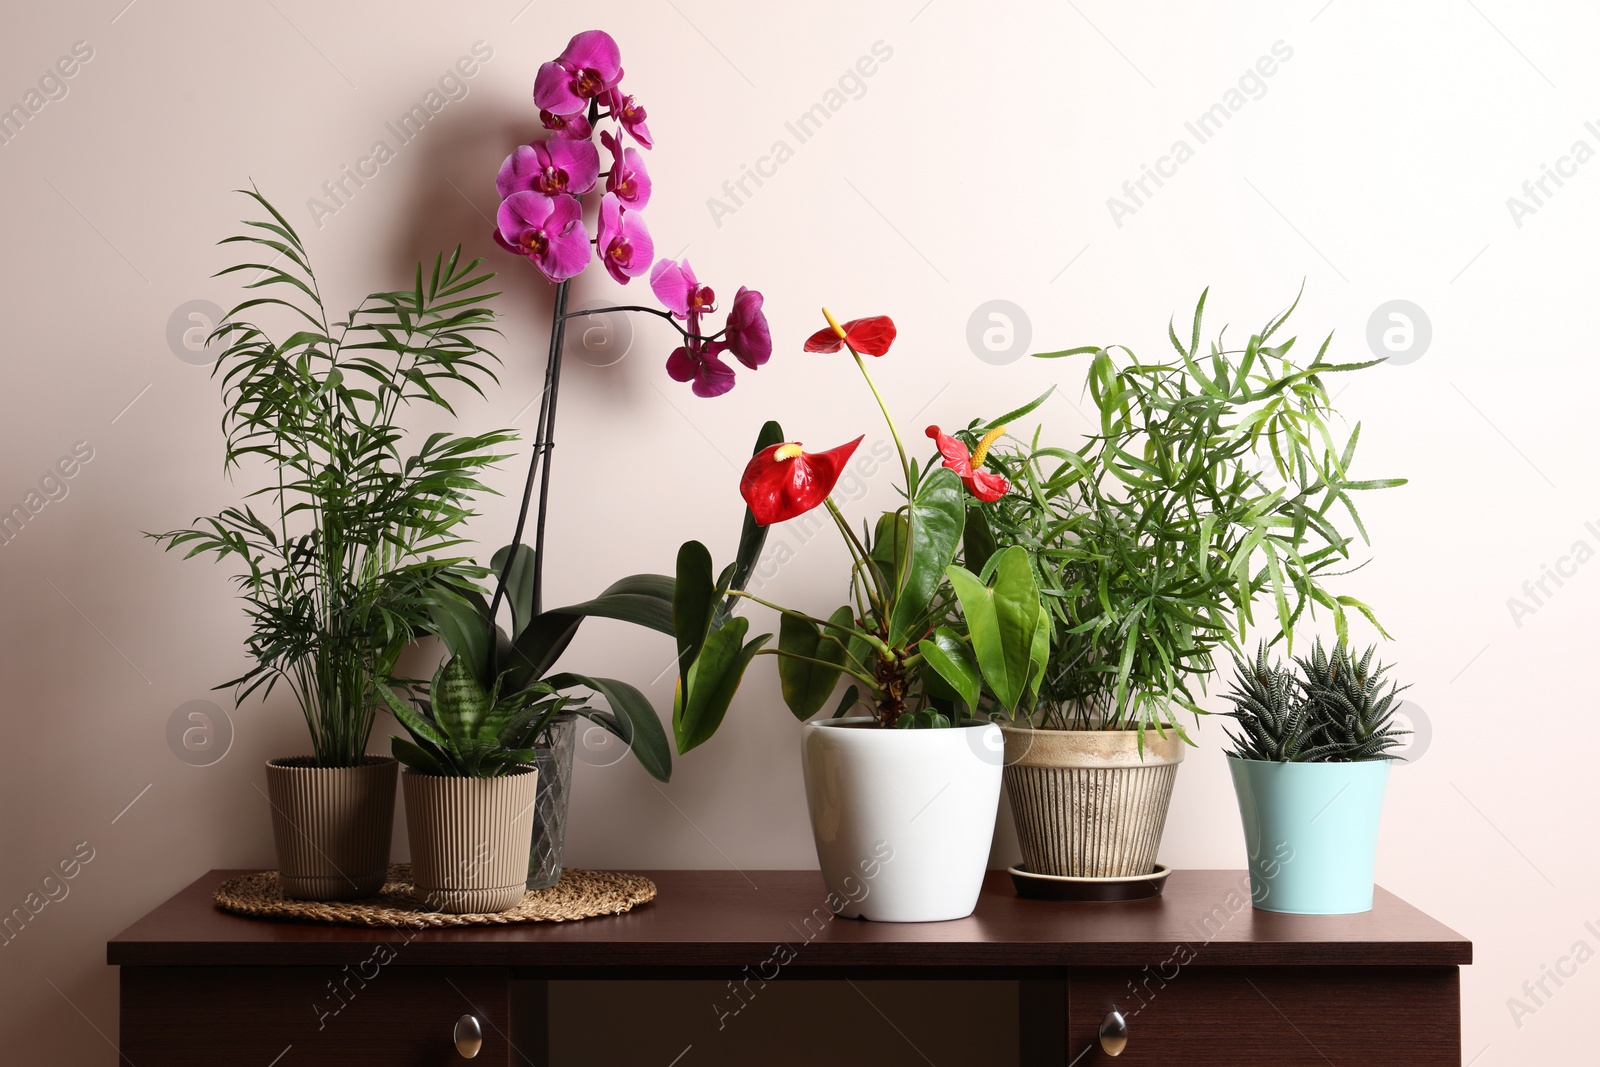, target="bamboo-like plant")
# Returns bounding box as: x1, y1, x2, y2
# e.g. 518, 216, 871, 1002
152, 189, 514, 767
971, 289, 1405, 739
